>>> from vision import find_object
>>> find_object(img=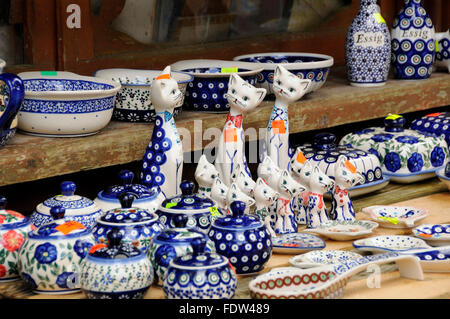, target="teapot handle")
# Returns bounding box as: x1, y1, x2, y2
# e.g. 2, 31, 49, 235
0, 73, 24, 131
